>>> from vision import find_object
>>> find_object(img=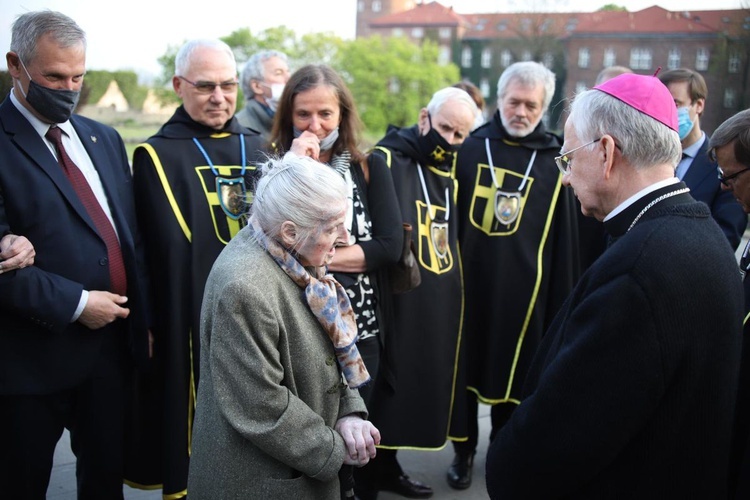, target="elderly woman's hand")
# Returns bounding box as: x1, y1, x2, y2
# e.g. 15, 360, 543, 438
0, 234, 35, 274
335, 414, 381, 467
